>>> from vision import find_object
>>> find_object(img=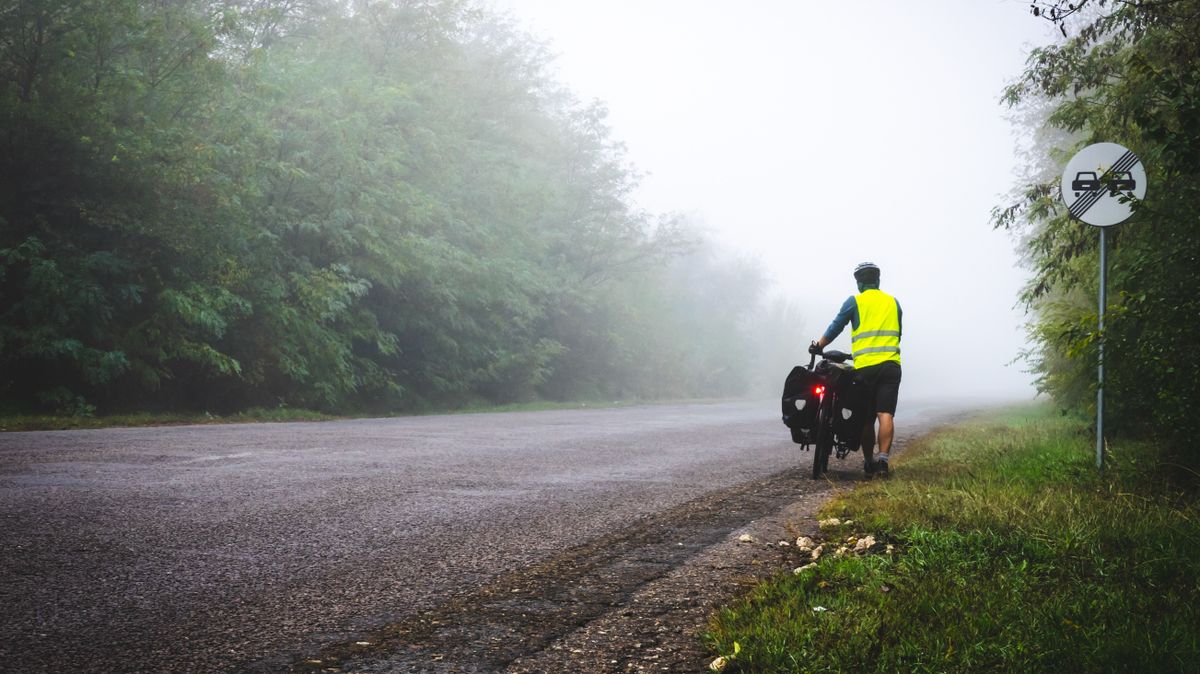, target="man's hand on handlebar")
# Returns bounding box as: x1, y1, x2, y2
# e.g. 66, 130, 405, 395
808, 340, 824, 356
